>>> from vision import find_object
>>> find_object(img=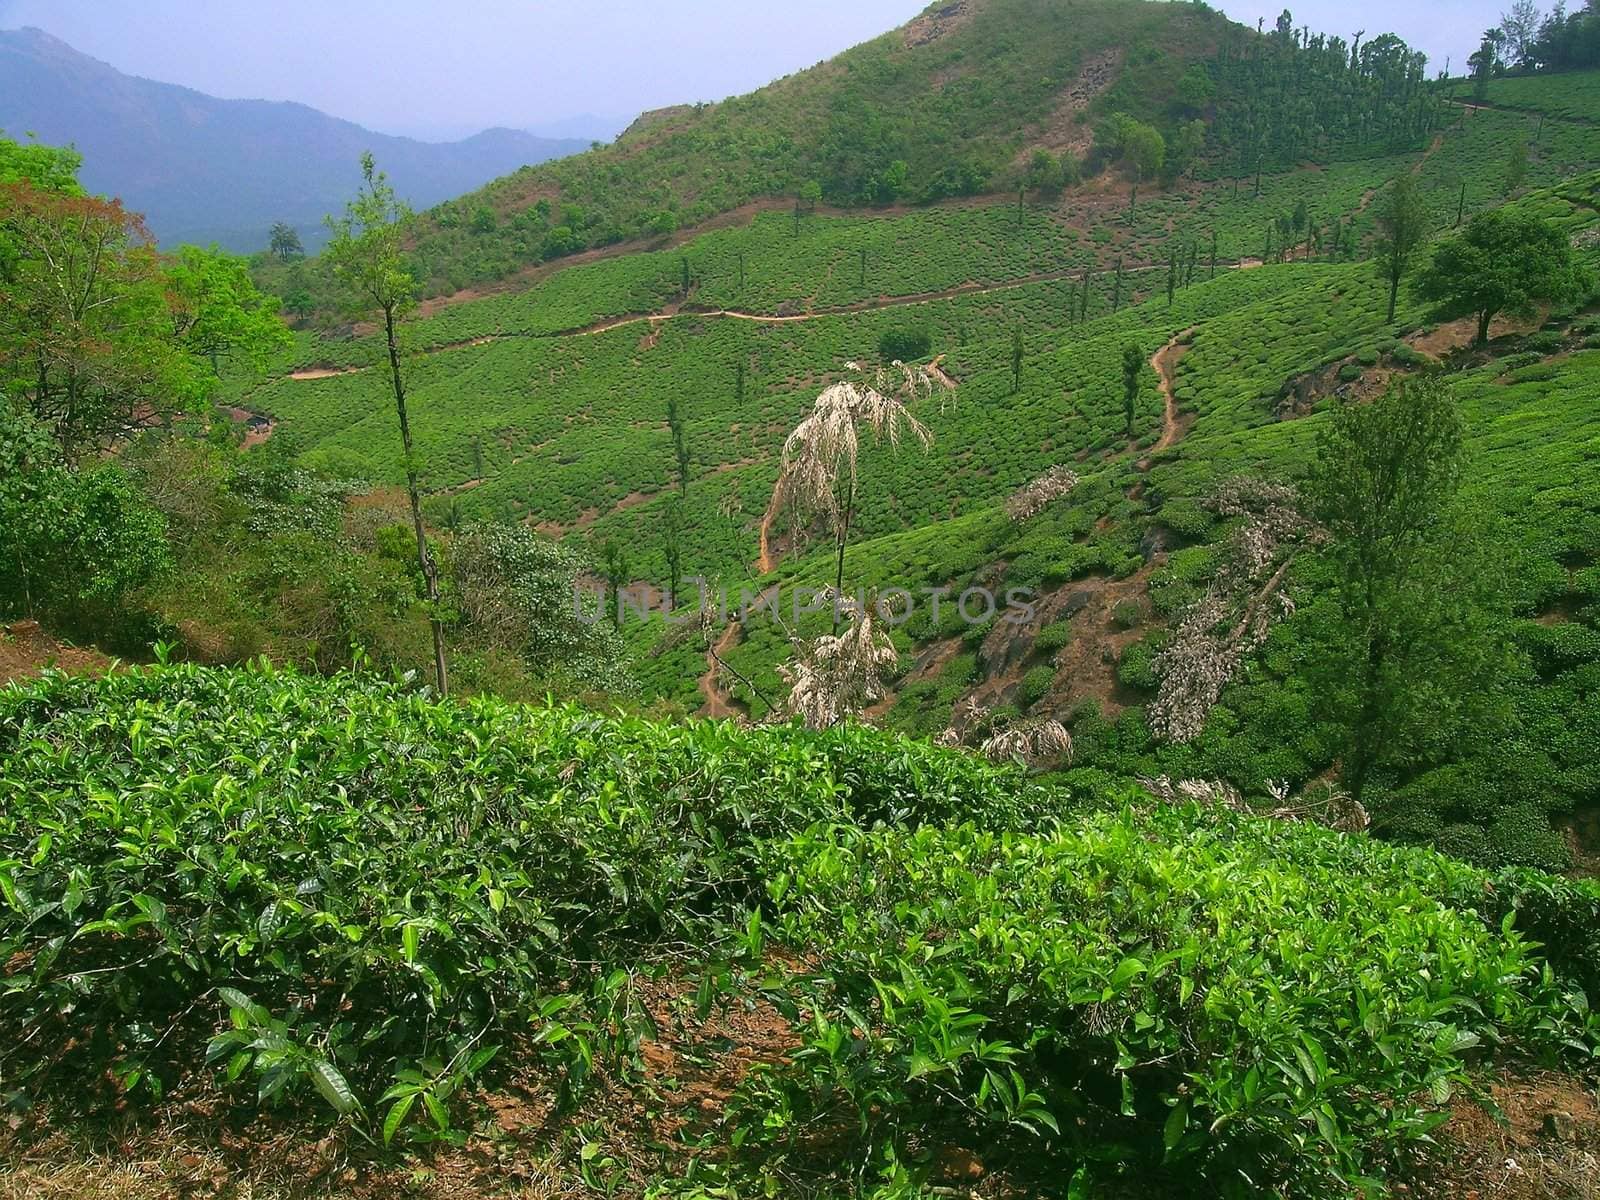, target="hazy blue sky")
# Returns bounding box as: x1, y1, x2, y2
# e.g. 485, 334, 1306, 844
0, 0, 1515, 141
